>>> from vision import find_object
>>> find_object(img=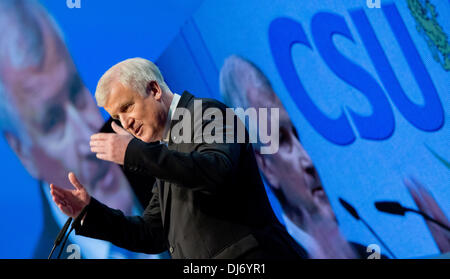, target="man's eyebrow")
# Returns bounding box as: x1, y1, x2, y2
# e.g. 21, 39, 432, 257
109, 97, 132, 120
120, 102, 132, 110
